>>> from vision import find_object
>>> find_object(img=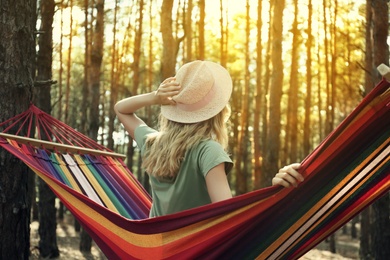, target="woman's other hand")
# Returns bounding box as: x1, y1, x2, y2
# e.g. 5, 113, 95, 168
272, 163, 304, 188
